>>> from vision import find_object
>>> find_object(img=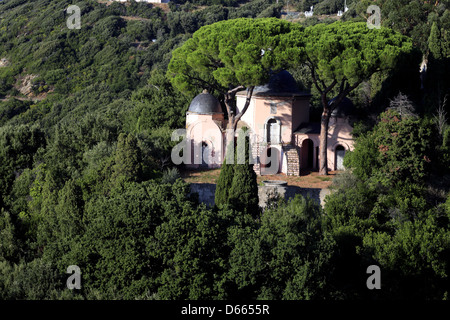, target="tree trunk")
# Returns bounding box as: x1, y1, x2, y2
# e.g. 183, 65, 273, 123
319, 108, 330, 175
